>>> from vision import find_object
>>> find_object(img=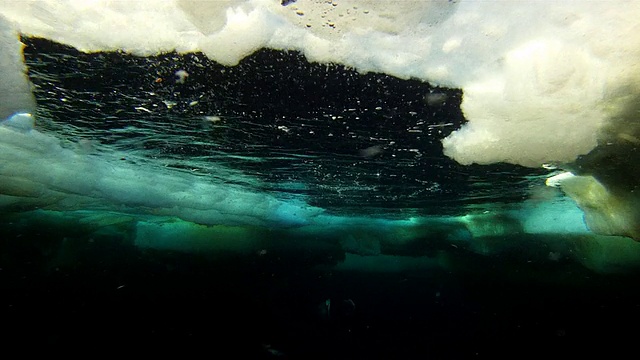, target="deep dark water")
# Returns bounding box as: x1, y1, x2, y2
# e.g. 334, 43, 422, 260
3, 220, 640, 358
